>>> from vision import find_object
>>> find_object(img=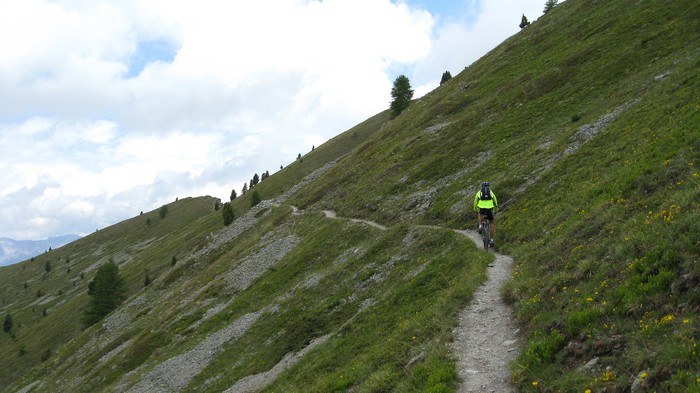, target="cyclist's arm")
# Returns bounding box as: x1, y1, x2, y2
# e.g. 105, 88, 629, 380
473, 193, 480, 211
492, 192, 499, 213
